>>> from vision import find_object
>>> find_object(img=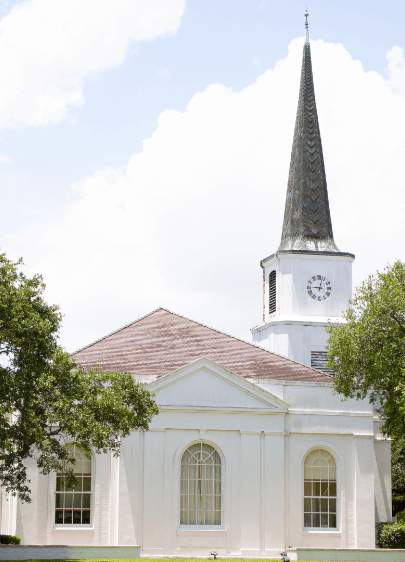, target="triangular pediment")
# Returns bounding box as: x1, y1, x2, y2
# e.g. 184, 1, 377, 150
147, 358, 289, 412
